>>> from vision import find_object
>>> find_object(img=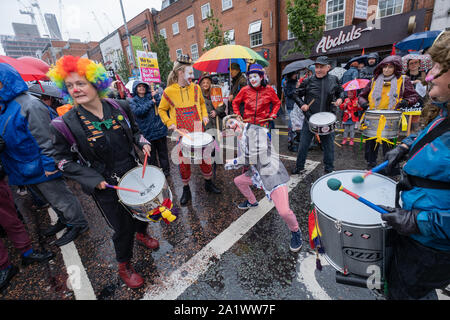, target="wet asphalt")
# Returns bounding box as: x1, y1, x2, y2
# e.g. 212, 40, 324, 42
0, 115, 442, 301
